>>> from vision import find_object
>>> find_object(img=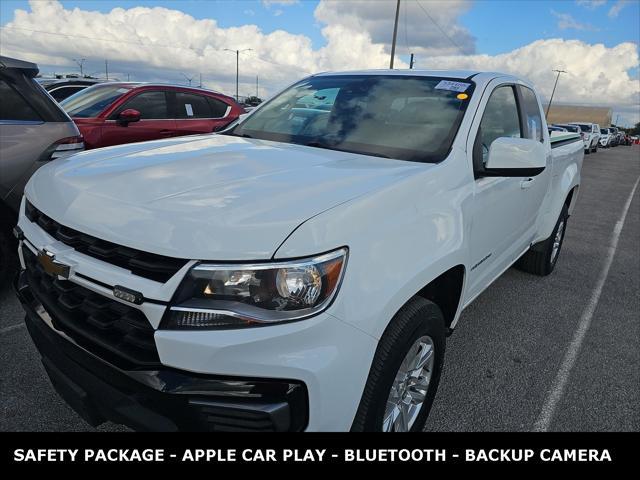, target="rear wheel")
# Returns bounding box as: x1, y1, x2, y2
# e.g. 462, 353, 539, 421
516, 204, 569, 276
351, 297, 445, 432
